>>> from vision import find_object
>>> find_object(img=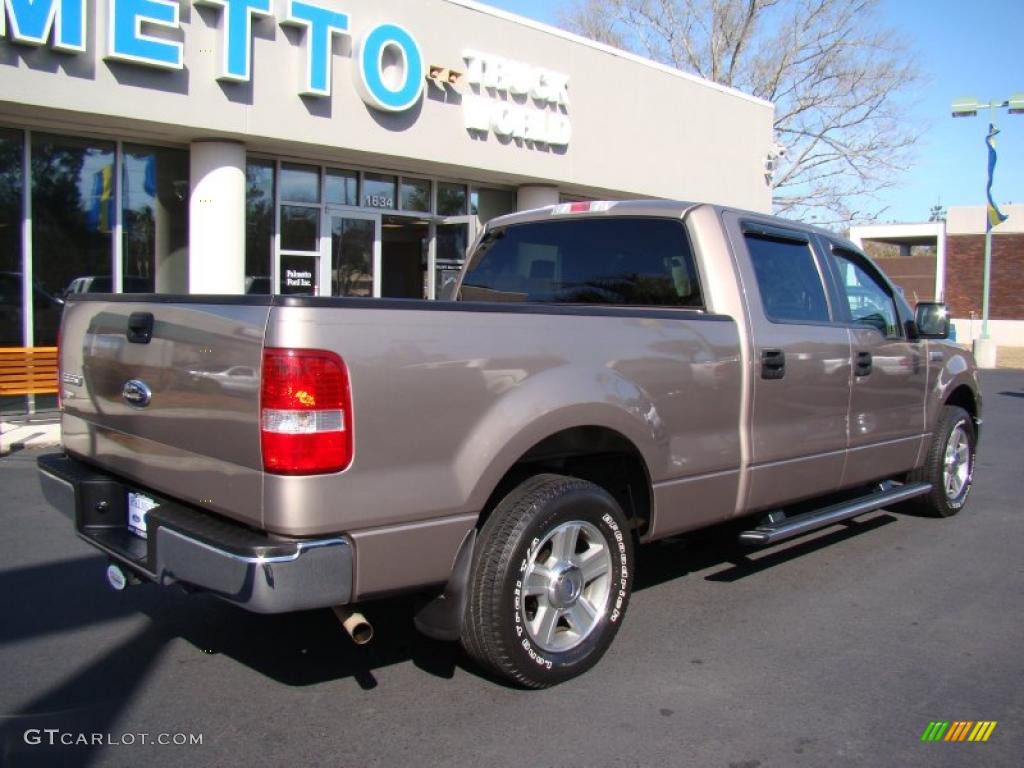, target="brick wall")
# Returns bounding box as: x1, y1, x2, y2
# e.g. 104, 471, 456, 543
873, 255, 937, 305
945, 233, 1024, 319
